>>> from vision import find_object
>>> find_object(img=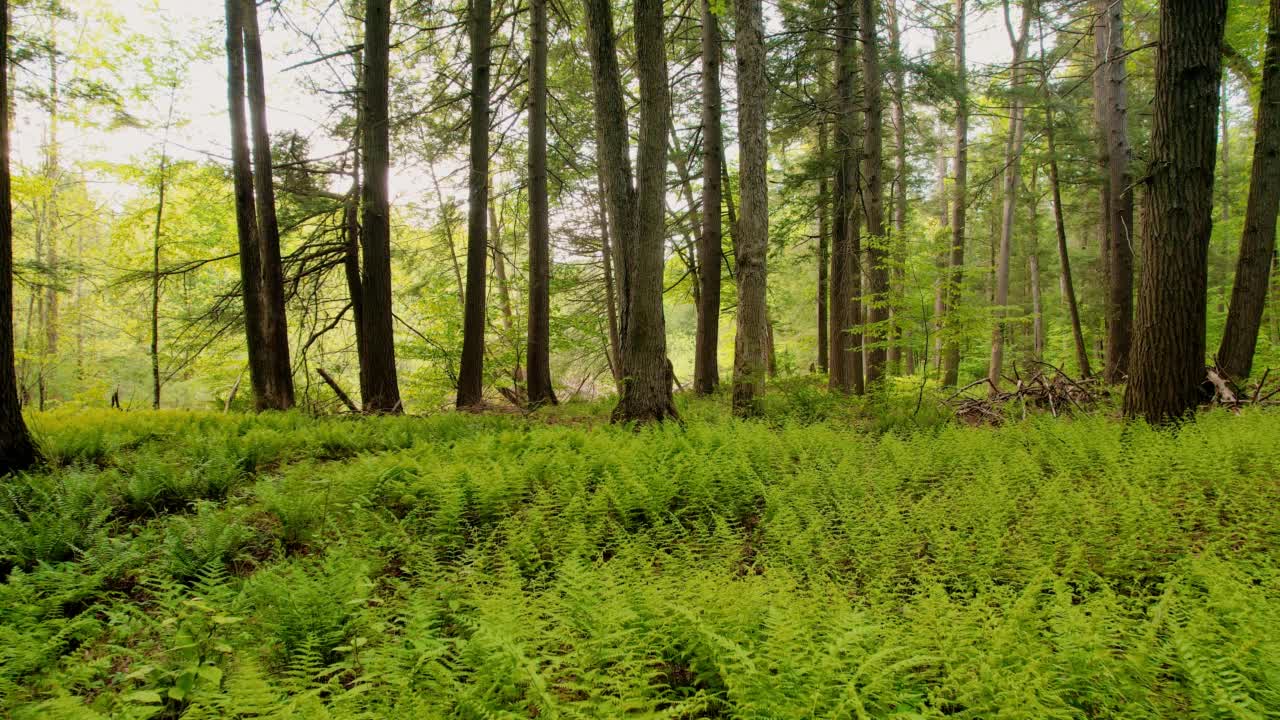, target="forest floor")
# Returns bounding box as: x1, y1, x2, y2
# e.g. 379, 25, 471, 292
2, 381, 1278, 718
